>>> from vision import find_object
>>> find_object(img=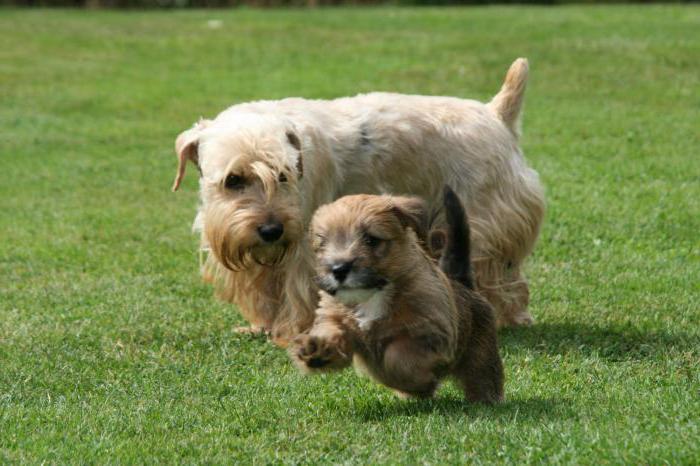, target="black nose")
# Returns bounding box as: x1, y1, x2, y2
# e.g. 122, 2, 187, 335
331, 260, 354, 283
257, 223, 284, 243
